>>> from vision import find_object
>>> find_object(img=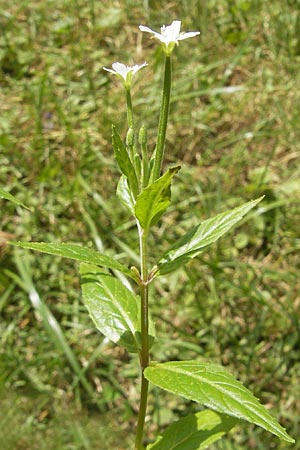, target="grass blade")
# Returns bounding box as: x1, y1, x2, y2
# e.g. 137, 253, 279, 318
12, 252, 101, 409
